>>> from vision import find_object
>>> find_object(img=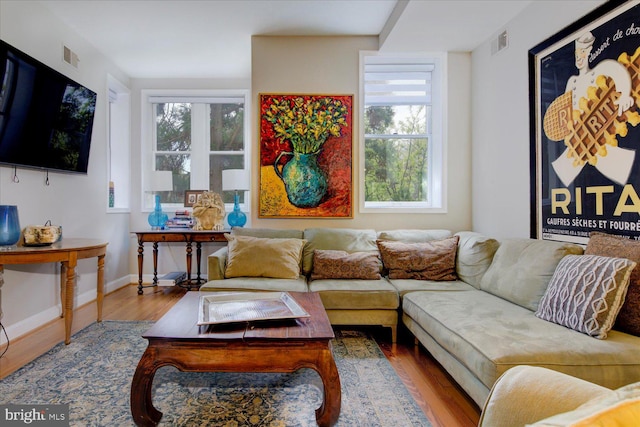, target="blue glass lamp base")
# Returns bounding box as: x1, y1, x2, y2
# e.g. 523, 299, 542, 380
227, 192, 247, 227
148, 194, 168, 230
